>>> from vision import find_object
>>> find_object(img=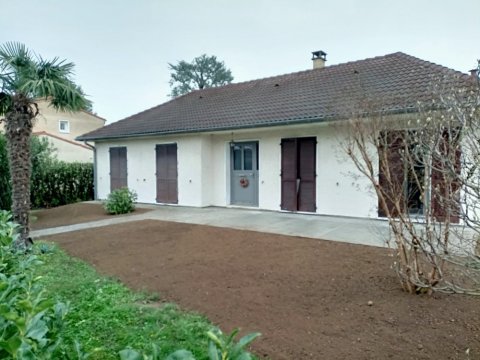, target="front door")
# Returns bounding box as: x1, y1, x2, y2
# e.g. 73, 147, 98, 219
281, 137, 316, 212
230, 142, 258, 206
109, 146, 127, 192
156, 144, 178, 204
